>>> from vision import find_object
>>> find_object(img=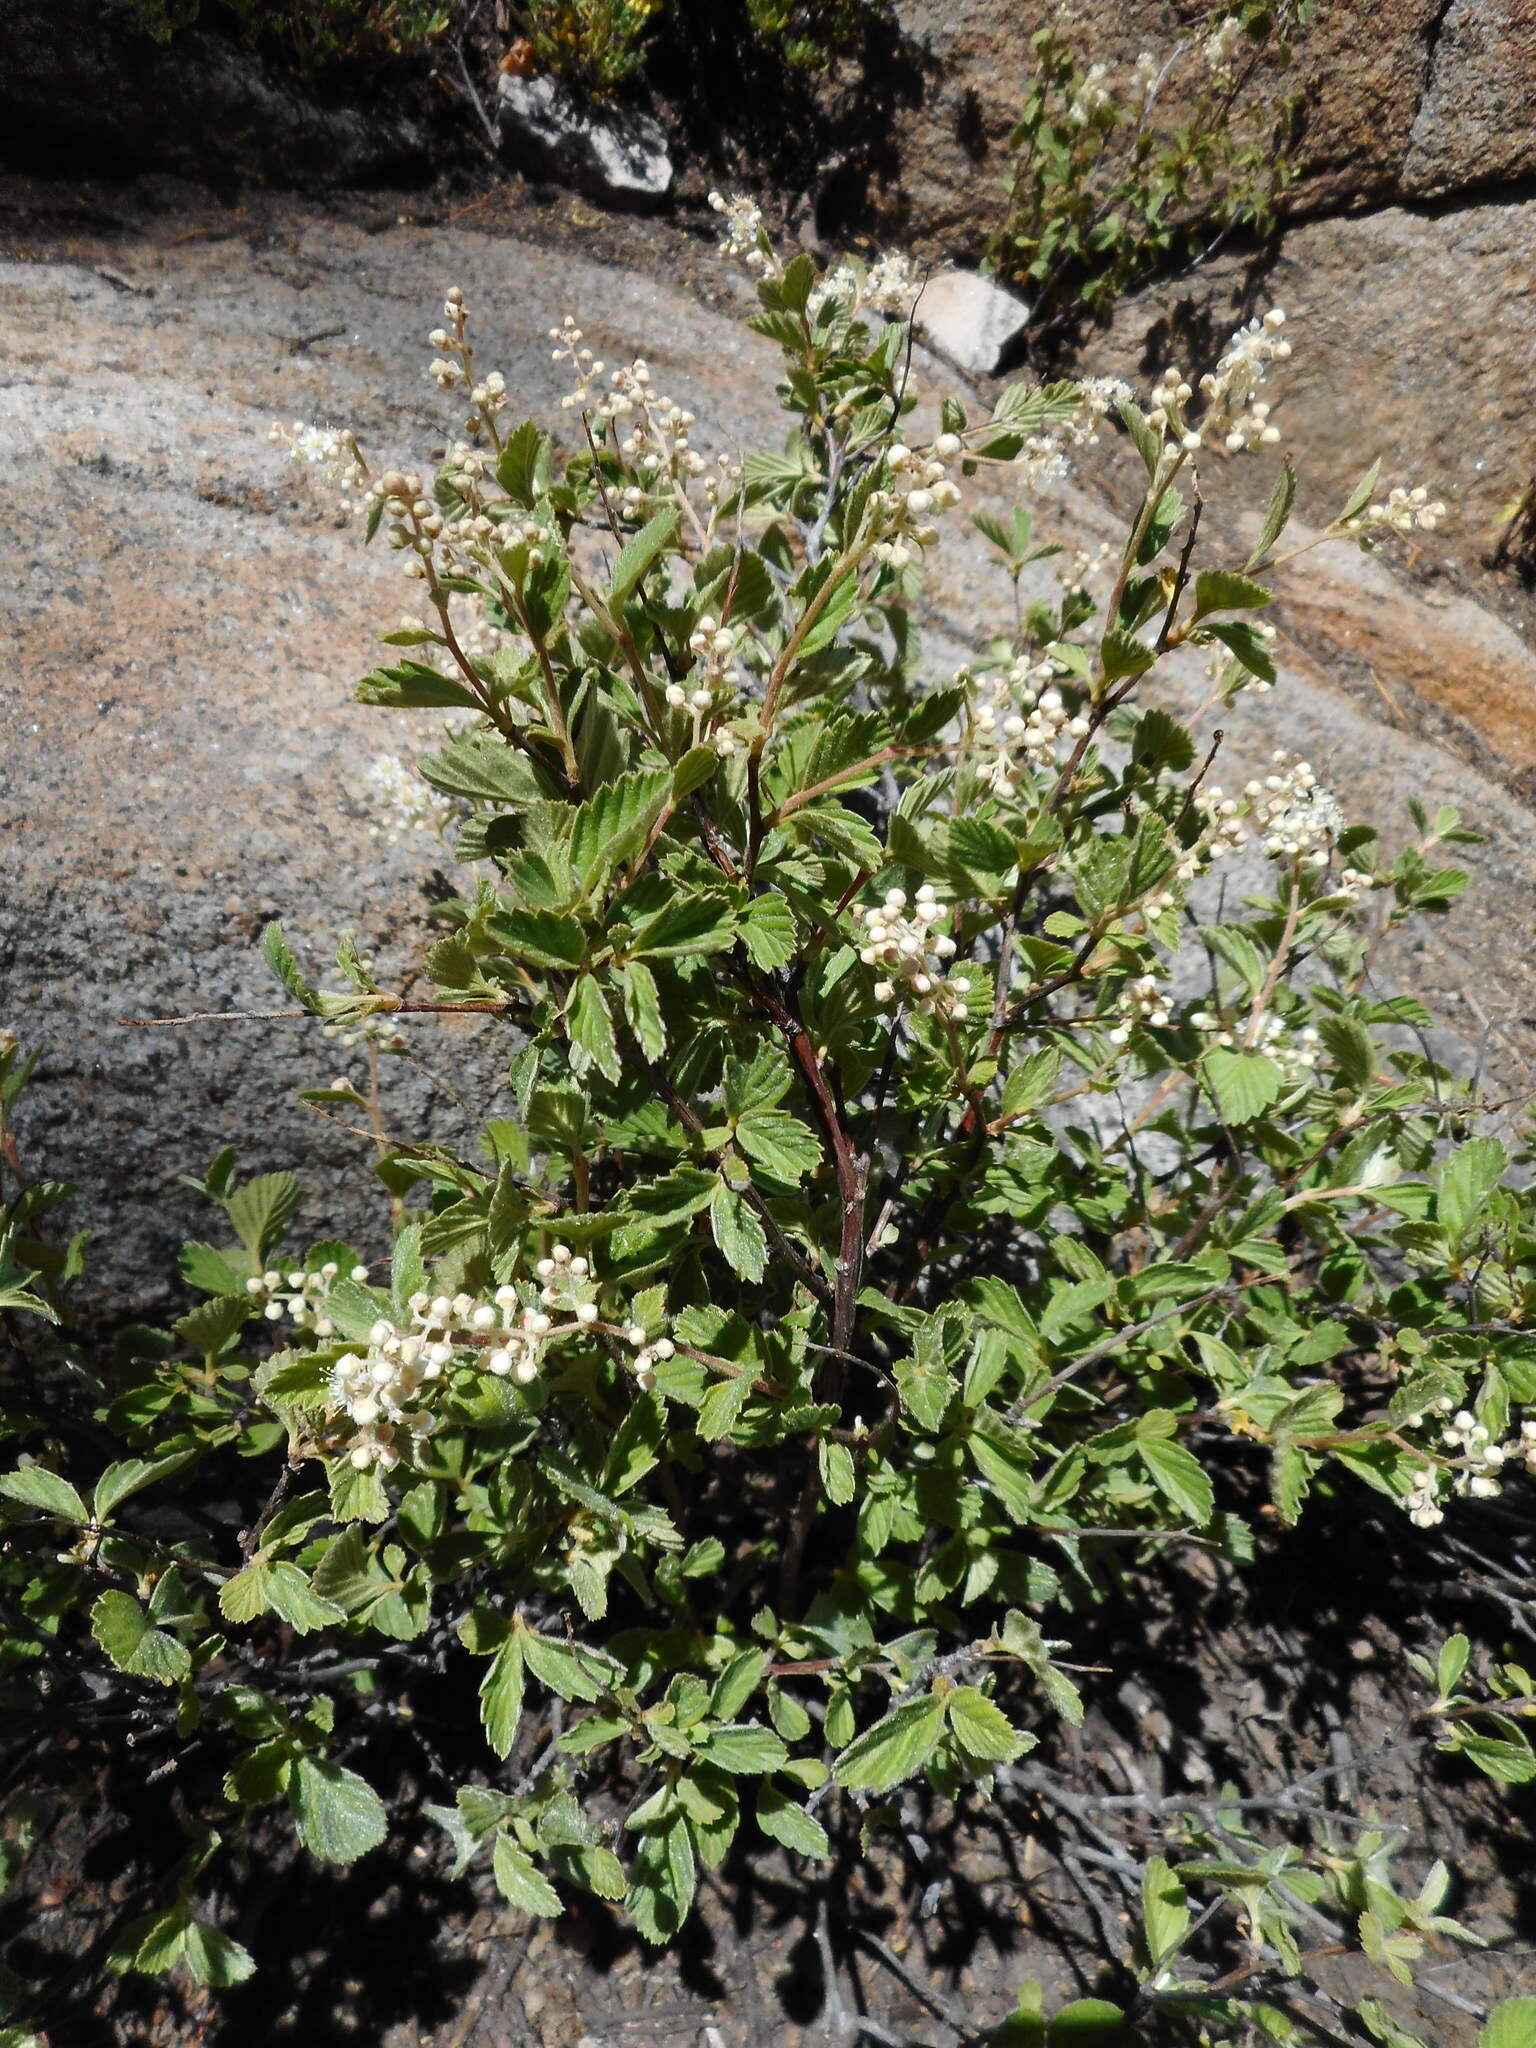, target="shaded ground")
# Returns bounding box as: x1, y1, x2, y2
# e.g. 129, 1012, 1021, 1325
7, 1478, 1535, 2045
